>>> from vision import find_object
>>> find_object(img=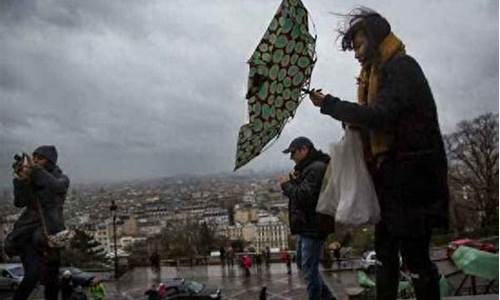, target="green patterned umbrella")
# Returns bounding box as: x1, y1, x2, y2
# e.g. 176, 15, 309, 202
234, 0, 316, 170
